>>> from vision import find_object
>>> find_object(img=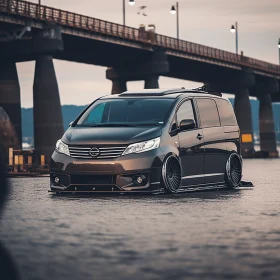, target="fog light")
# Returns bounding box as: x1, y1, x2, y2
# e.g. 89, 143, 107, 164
54, 177, 60, 184
137, 176, 143, 184
134, 174, 147, 186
